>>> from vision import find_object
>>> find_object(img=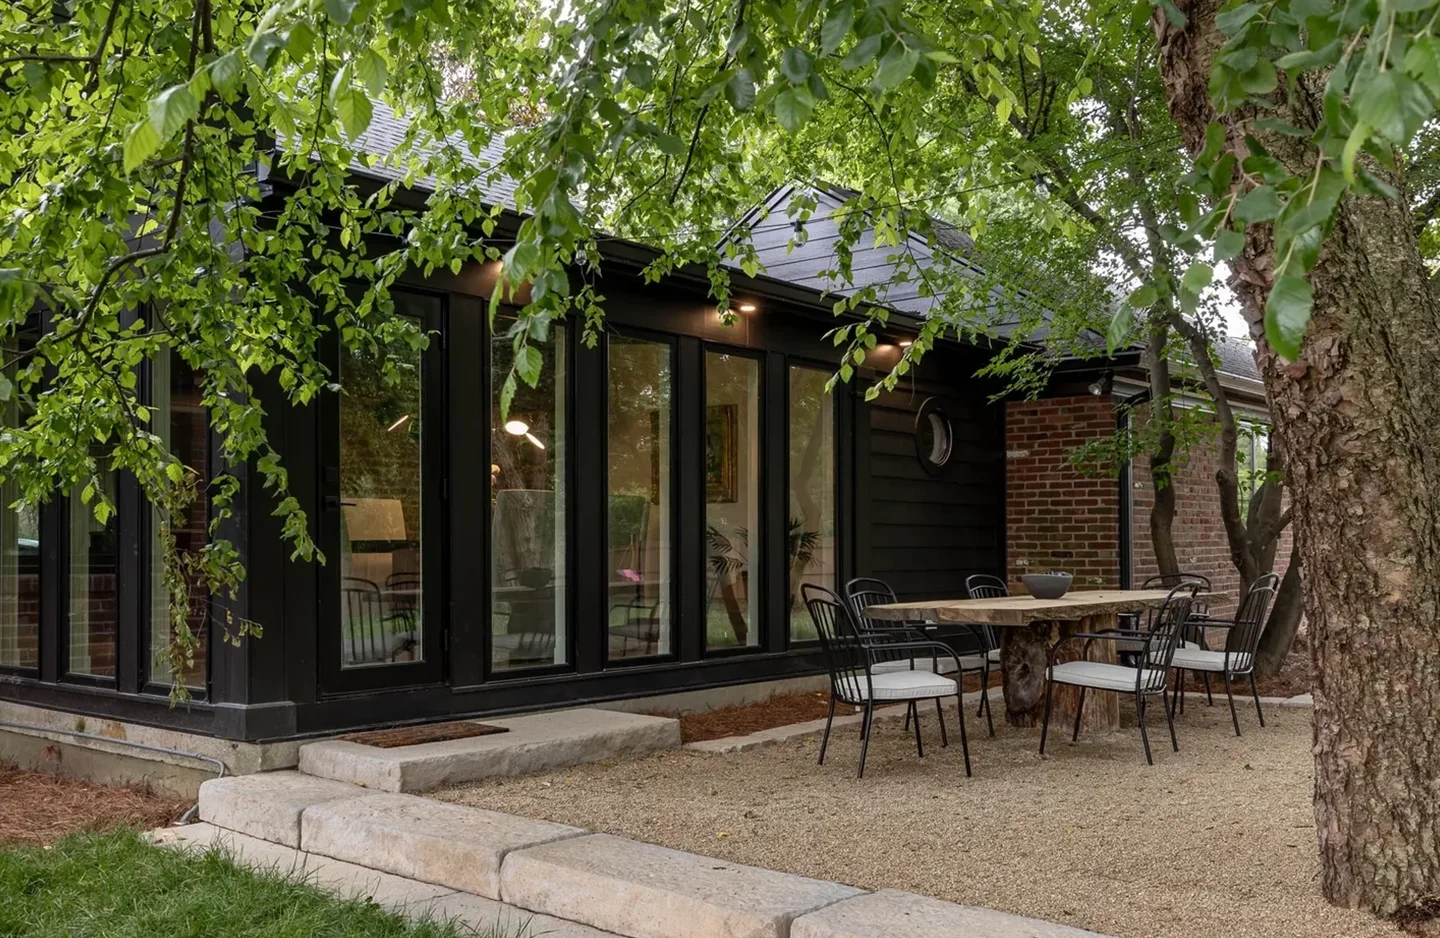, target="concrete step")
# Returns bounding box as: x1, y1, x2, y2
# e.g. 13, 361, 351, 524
302, 790, 585, 899
198, 771, 371, 847
297, 708, 680, 792
499, 832, 865, 938
792, 889, 1106, 938
152, 823, 622, 937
